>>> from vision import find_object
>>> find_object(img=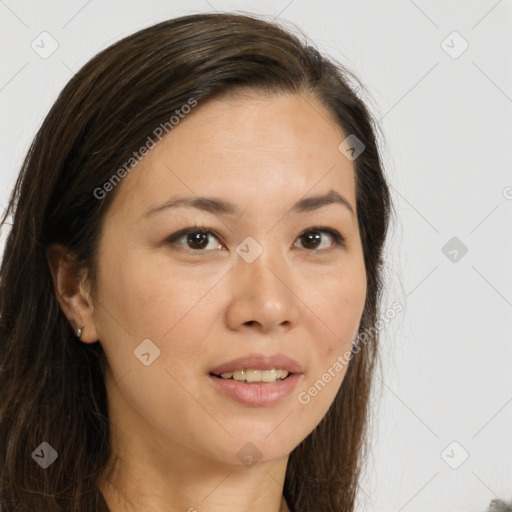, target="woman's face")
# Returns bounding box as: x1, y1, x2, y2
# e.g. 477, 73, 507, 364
90, 91, 367, 469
